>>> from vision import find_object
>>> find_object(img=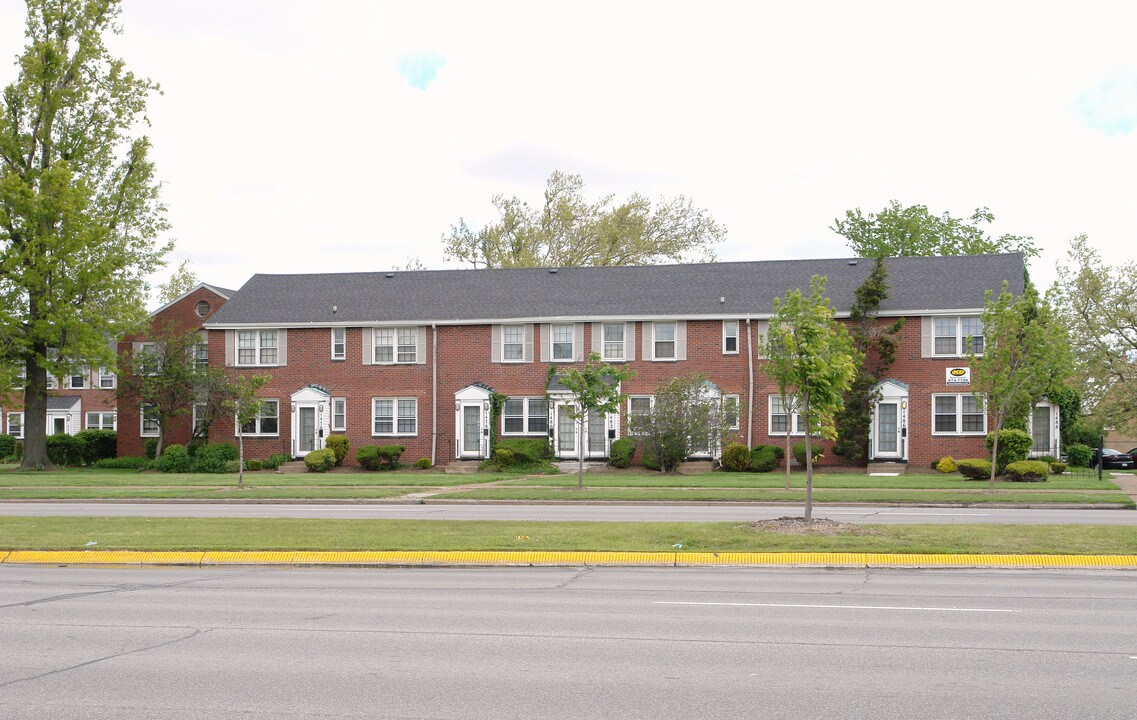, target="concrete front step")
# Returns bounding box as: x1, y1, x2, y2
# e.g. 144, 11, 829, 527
677, 460, 714, 475
867, 462, 907, 475
444, 461, 481, 474
277, 461, 308, 474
